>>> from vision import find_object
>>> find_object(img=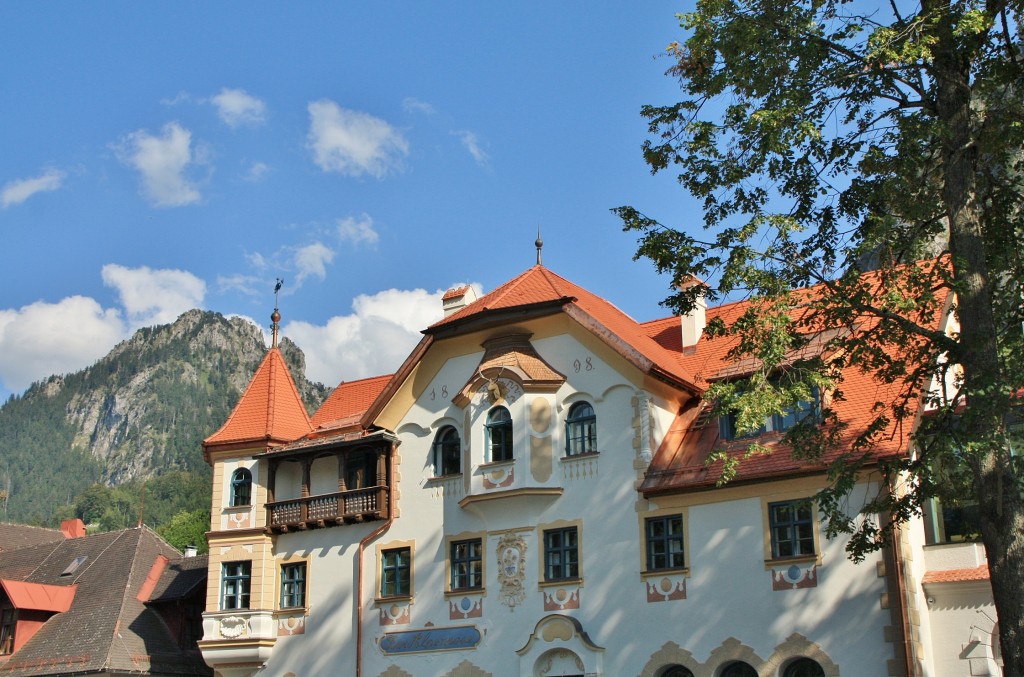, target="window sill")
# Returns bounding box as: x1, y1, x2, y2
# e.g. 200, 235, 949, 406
478, 459, 515, 470
374, 595, 413, 607
764, 553, 820, 569
445, 587, 485, 598
427, 472, 464, 482
561, 451, 600, 460
274, 606, 308, 616
223, 504, 252, 511
641, 567, 689, 579
538, 578, 583, 589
